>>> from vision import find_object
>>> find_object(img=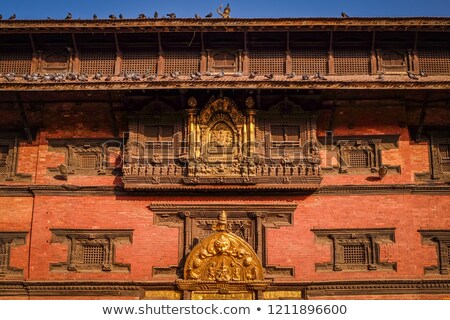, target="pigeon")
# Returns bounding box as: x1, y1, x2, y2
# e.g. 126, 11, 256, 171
167, 13, 176, 19
264, 73, 274, 80
205, 71, 213, 76
0, 15, 2, 20
195, 14, 201, 19
109, 14, 117, 20
4, 73, 16, 81
43, 74, 52, 81
301, 74, 310, 80
119, 14, 124, 19
190, 73, 201, 80
78, 74, 88, 82
170, 71, 180, 79
131, 73, 140, 81
154, 11, 159, 18
104, 75, 112, 81
161, 74, 169, 79
341, 12, 349, 18
233, 71, 243, 77
93, 14, 97, 20
9, 13, 16, 20
286, 72, 296, 79
93, 72, 102, 80
314, 72, 327, 80
65, 13, 72, 20
377, 72, 385, 81
205, 13, 213, 18
47, 17, 53, 20
407, 71, 419, 80
214, 70, 225, 78
147, 74, 157, 81
419, 70, 427, 77
138, 13, 146, 19
249, 71, 257, 79
66, 72, 78, 81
